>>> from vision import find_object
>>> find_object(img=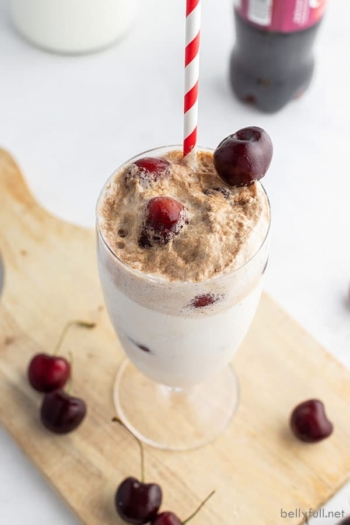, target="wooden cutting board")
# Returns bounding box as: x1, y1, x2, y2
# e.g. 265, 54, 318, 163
1, 148, 350, 525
